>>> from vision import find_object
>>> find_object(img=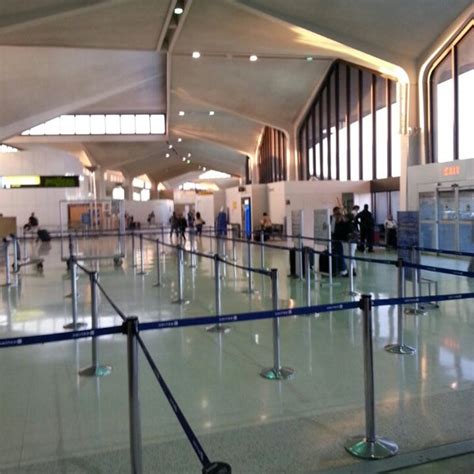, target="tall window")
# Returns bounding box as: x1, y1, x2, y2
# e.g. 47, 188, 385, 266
257, 127, 287, 183
428, 24, 473, 163
298, 60, 401, 181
